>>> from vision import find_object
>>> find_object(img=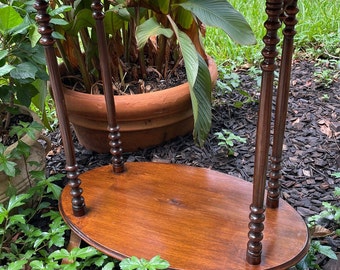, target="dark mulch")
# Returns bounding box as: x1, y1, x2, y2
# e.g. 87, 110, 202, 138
46, 59, 340, 268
